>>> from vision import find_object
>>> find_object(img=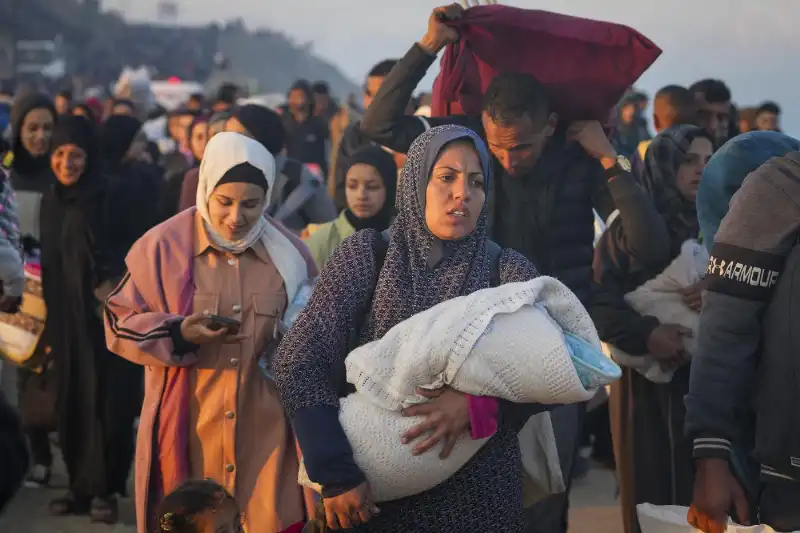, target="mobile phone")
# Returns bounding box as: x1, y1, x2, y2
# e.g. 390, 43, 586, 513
206, 315, 241, 334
